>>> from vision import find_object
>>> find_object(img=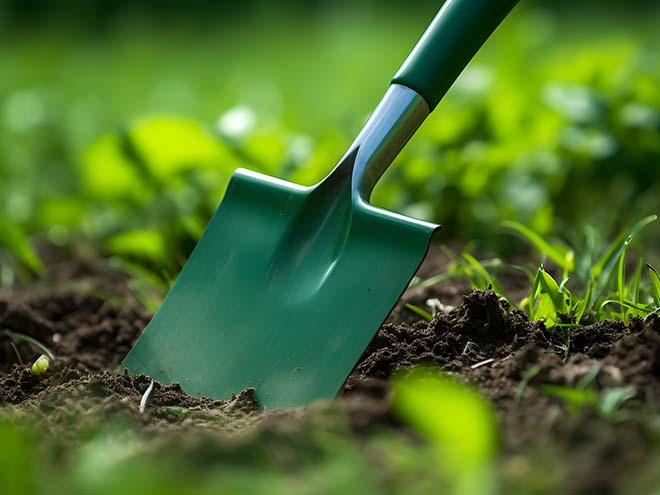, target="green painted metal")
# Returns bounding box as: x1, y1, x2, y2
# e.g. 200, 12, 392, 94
121, 0, 517, 408
122, 164, 436, 407
392, 0, 519, 110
